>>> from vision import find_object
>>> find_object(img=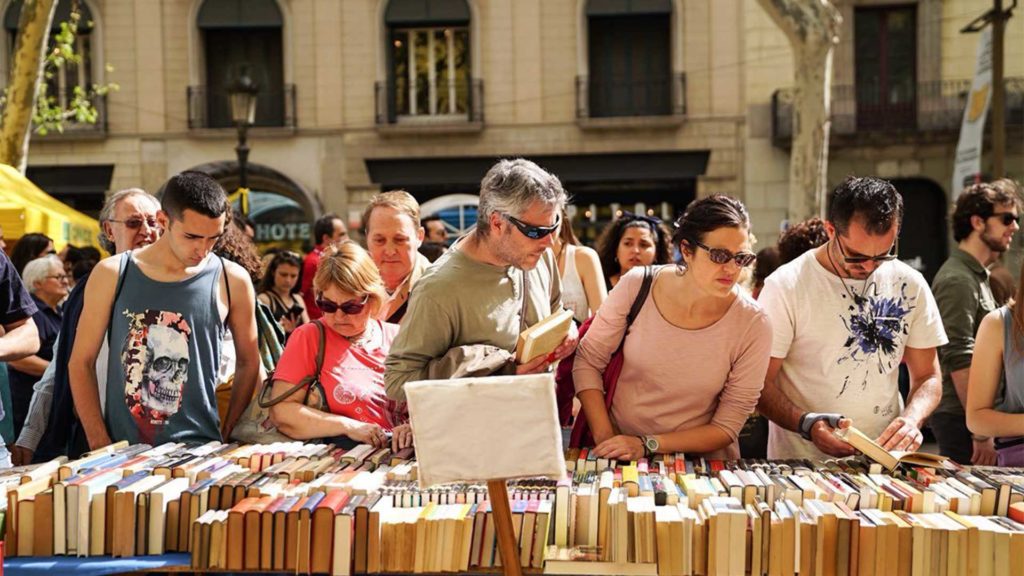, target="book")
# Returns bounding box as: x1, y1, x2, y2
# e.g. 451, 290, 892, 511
834, 426, 950, 471
515, 308, 574, 363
